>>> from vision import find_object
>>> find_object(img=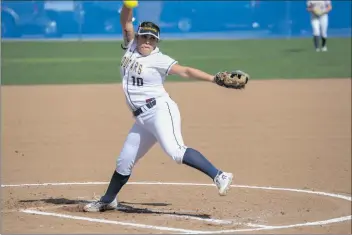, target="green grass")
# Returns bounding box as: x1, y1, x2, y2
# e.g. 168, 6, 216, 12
1, 38, 351, 85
